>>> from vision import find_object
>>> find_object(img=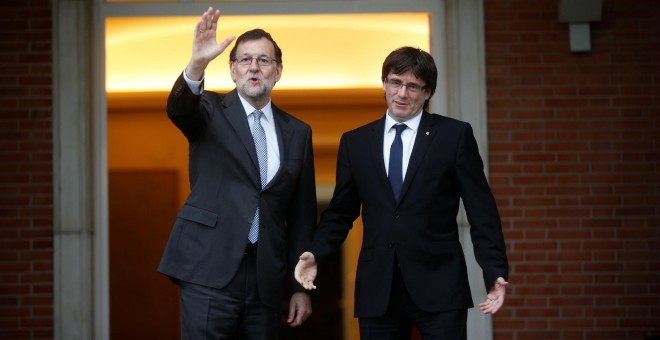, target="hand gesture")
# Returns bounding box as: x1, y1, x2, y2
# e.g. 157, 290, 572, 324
479, 277, 508, 314
186, 7, 235, 80
294, 252, 317, 290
